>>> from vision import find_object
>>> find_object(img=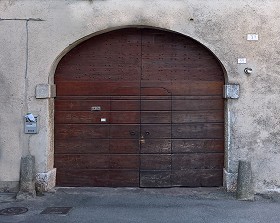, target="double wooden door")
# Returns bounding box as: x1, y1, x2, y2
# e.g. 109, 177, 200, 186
54, 28, 224, 187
